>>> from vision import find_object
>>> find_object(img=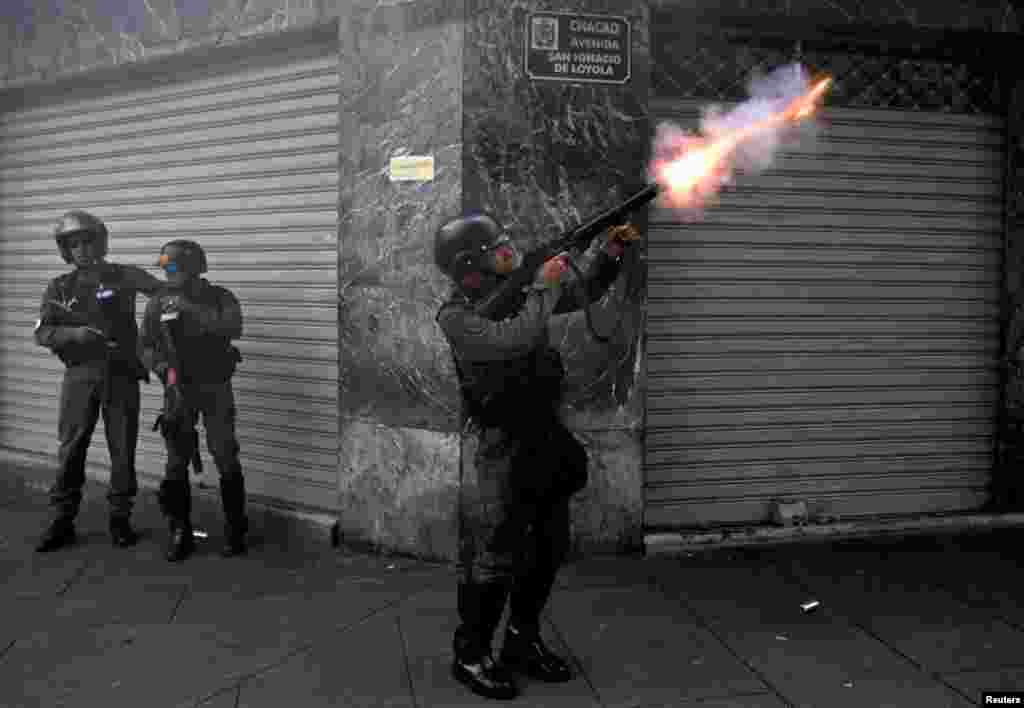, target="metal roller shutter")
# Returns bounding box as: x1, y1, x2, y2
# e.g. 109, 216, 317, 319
645, 100, 1004, 528
0, 36, 339, 512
